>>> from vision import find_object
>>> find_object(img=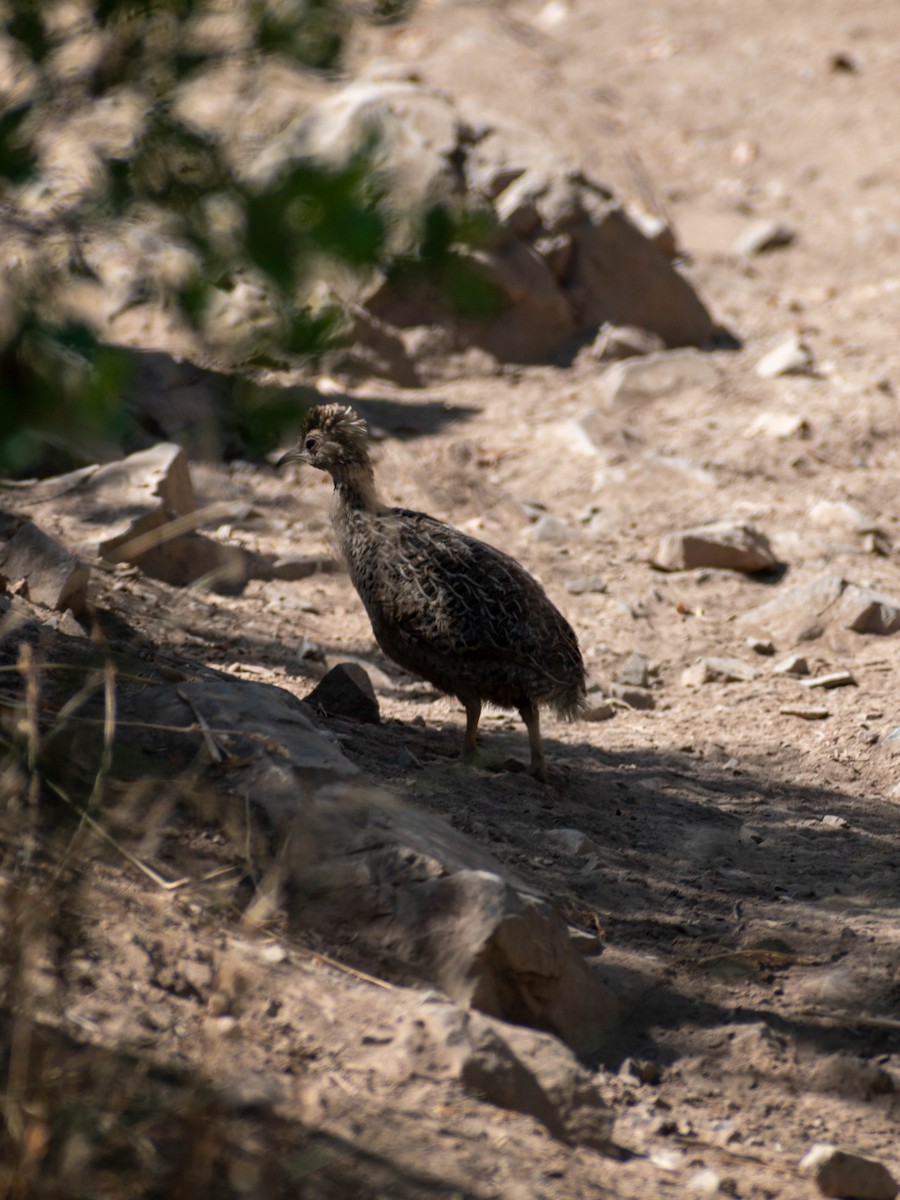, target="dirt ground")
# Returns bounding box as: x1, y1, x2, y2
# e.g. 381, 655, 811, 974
5, 0, 900, 1196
